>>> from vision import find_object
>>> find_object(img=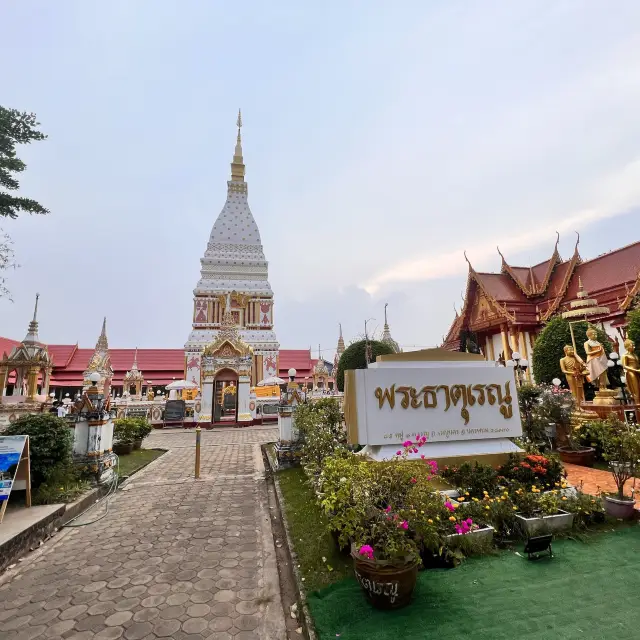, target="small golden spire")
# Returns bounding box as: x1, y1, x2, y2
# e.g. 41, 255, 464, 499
230, 108, 245, 182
